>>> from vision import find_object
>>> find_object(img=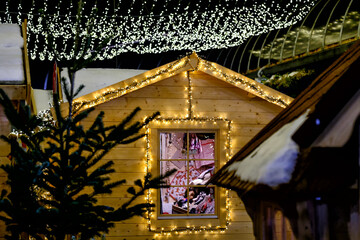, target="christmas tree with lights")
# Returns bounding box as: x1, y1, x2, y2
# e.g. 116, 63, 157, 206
0, 2, 173, 238
0, 82, 172, 239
